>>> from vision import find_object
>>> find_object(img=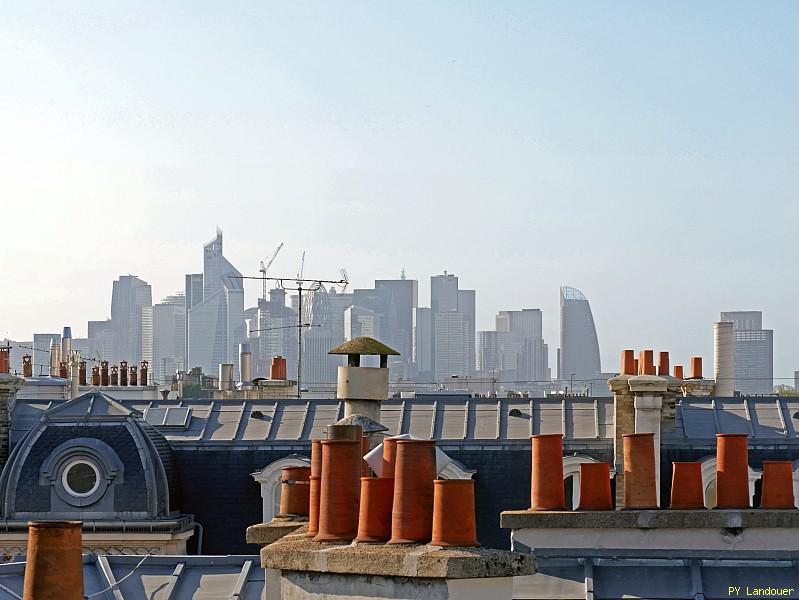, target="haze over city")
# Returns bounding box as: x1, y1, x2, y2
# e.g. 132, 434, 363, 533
3, 1, 799, 378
